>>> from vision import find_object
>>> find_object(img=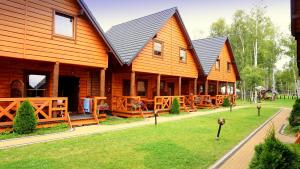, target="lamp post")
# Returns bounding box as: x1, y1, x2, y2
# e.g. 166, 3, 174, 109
230, 103, 233, 112
216, 118, 226, 140
154, 110, 158, 126
257, 104, 261, 116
